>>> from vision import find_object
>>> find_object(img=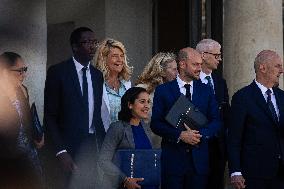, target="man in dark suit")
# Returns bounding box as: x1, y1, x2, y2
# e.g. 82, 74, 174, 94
196, 39, 230, 189
228, 50, 284, 189
151, 47, 221, 189
44, 27, 105, 188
